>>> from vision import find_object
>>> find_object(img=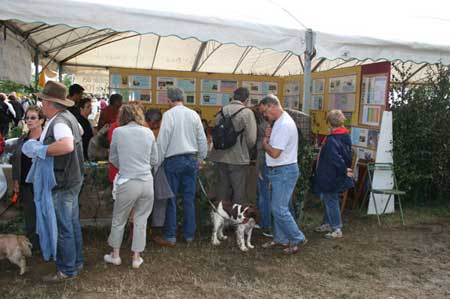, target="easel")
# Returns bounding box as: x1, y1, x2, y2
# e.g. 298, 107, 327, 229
340, 158, 374, 214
